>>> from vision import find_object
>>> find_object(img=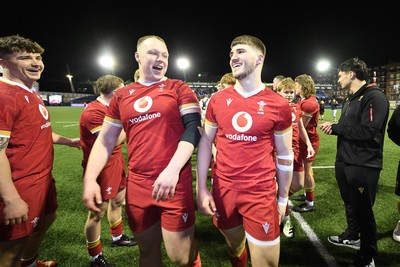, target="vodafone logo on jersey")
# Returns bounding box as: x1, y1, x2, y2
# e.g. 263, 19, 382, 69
232, 112, 252, 132
133, 96, 152, 113
39, 104, 49, 120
